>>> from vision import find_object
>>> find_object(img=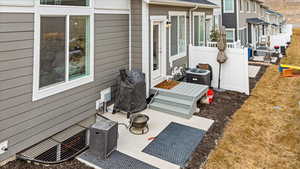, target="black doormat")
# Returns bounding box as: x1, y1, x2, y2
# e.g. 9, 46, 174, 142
142, 122, 206, 167
78, 150, 158, 169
